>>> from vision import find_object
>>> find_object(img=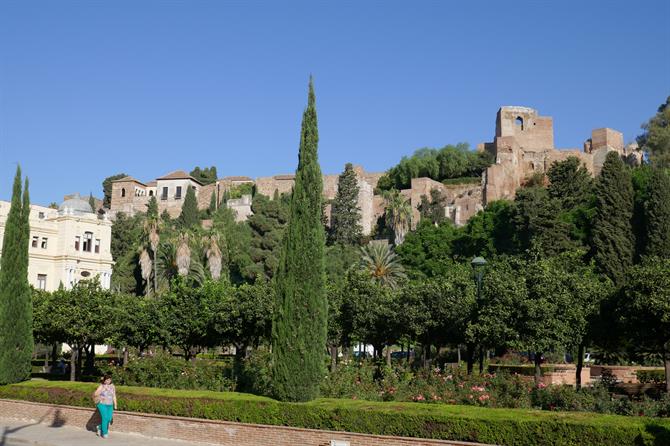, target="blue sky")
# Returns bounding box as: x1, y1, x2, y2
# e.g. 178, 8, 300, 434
1, 1, 668, 205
